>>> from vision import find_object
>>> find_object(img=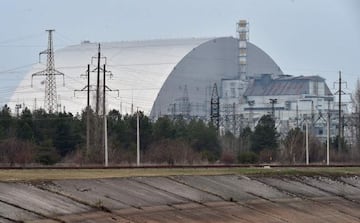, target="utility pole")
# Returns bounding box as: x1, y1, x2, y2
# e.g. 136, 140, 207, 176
87, 64, 90, 110
327, 109, 330, 165
232, 103, 236, 135
131, 90, 134, 114
338, 71, 342, 152
170, 103, 176, 119
86, 65, 90, 158
74, 65, 93, 158
96, 44, 101, 115
103, 64, 108, 167
31, 29, 65, 113
334, 71, 347, 152
311, 100, 315, 126
305, 120, 309, 165
89, 43, 109, 115
74, 47, 118, 165
137, 108, 140, 166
